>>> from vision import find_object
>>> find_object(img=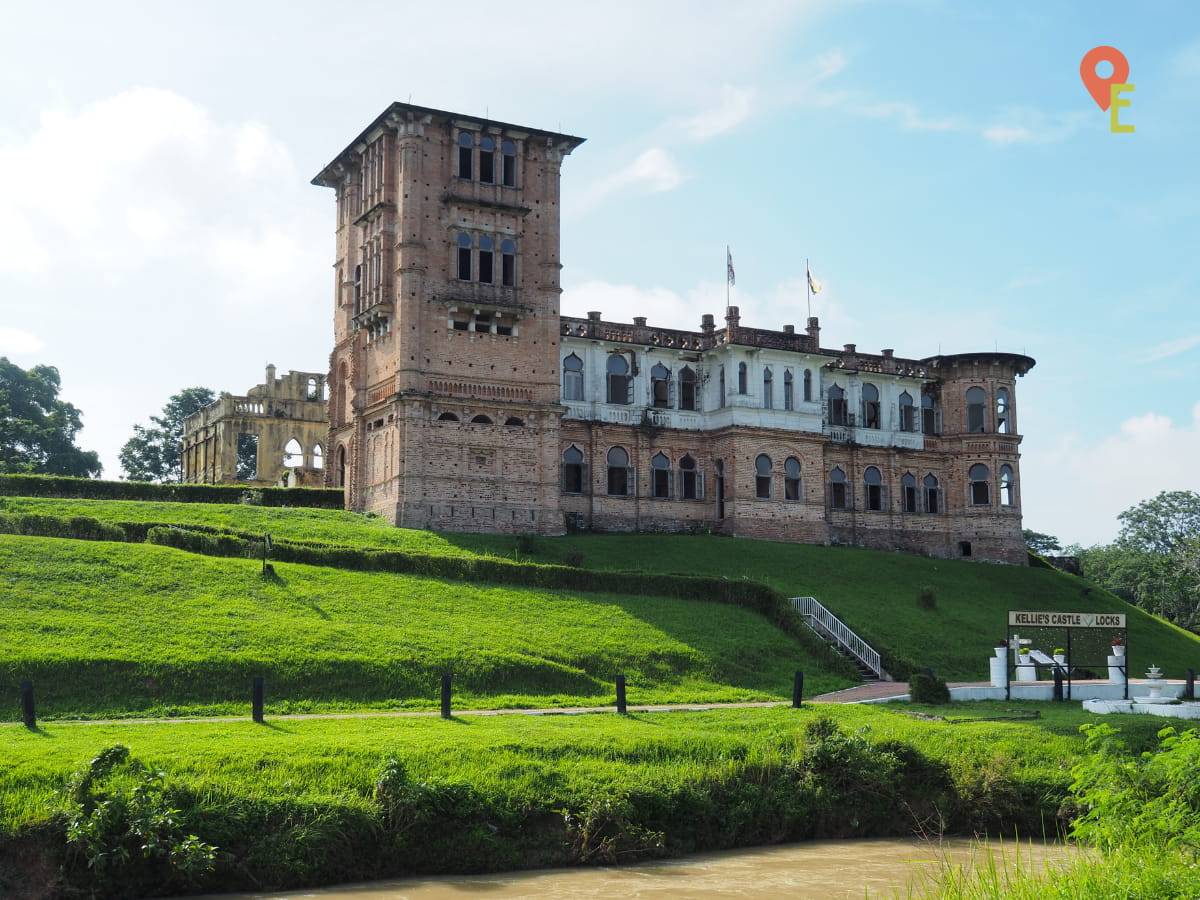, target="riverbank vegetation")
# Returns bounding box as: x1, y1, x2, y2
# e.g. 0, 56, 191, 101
0, 702, 1177, 897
